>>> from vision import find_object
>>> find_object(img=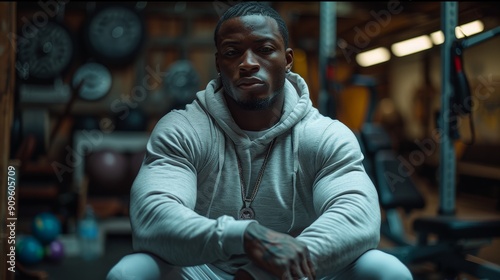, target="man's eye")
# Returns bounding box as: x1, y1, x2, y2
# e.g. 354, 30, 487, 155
260, 47, 274, 53
224, 50, 238, 56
